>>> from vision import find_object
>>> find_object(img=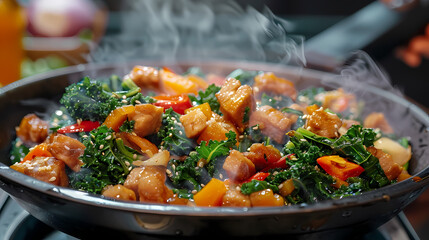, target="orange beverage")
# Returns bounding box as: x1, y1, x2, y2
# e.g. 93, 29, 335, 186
0, 0, 25, 87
